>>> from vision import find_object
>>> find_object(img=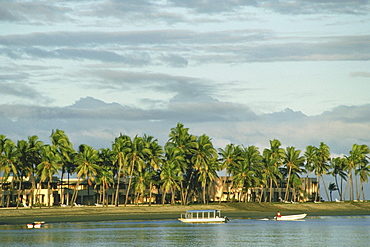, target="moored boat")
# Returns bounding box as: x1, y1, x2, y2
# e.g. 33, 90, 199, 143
274, 213, 307, 221
178, 209, 229, 223
27, 221, 45, 228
